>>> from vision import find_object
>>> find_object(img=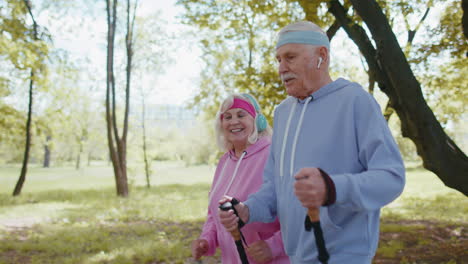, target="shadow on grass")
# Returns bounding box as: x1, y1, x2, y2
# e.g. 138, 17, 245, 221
1, 218, 210, 264
376, 219, 467, 264
377, 191, 467, 263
